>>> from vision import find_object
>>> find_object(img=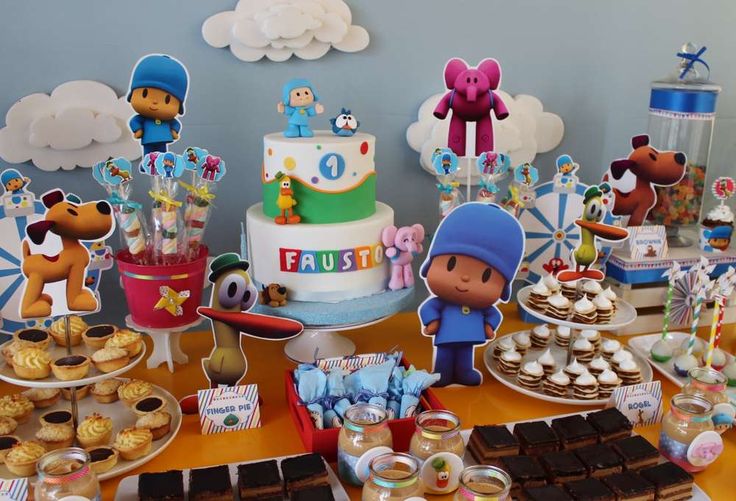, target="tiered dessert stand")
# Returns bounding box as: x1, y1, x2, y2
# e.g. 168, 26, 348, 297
0, 316, 182, 480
